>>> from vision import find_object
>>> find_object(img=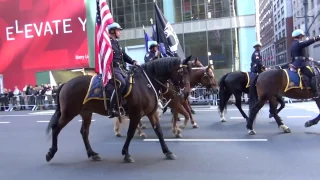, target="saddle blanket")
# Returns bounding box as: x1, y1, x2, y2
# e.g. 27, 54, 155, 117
244, 72, 257, 88
283, 69, 310, 92
82, 74, 133, 104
